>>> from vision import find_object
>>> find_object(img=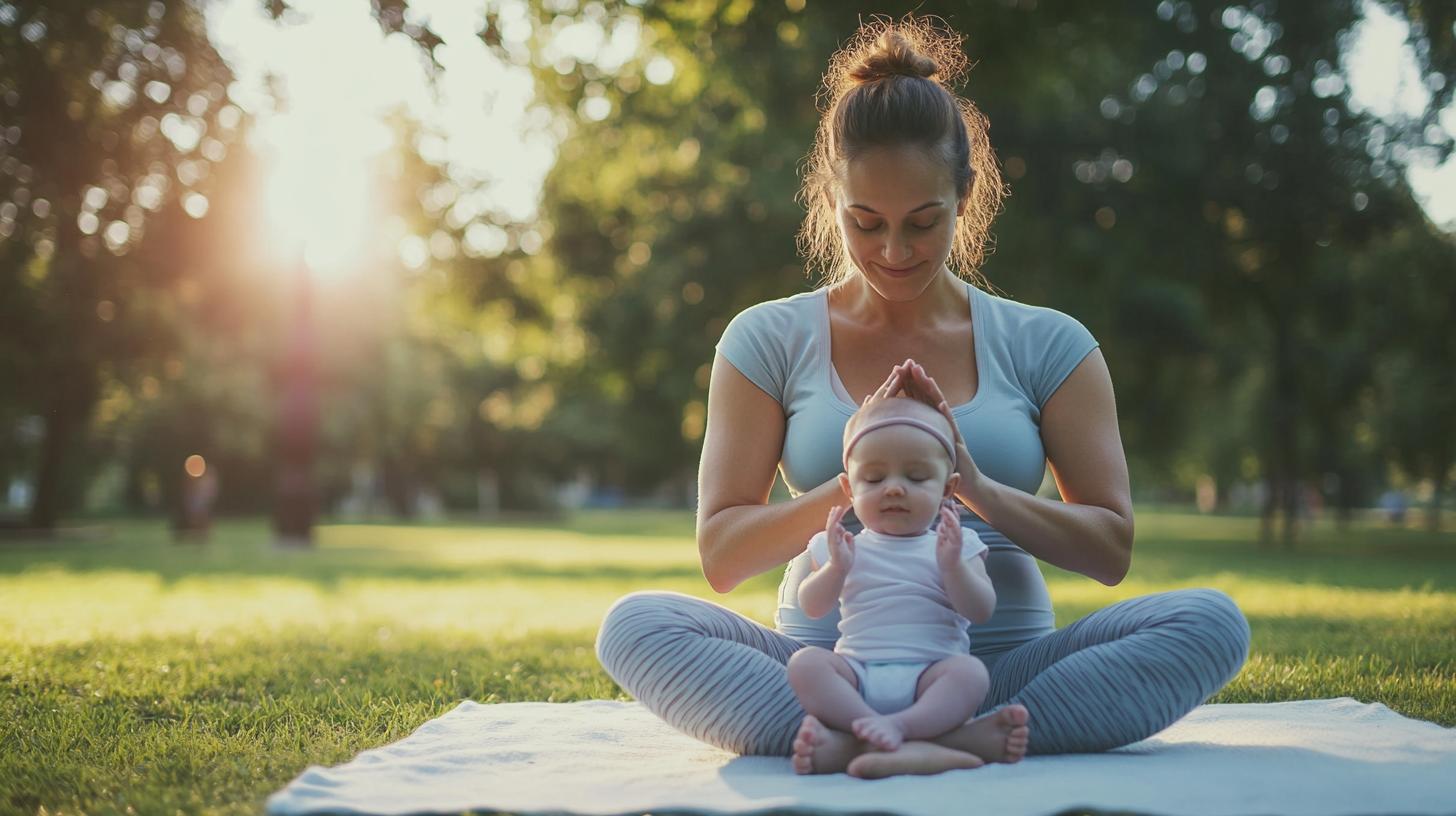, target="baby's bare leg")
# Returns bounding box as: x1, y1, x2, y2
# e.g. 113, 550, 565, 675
787, 647, 877, 775
853, 654, 987, 751
786, 647, 876, 732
